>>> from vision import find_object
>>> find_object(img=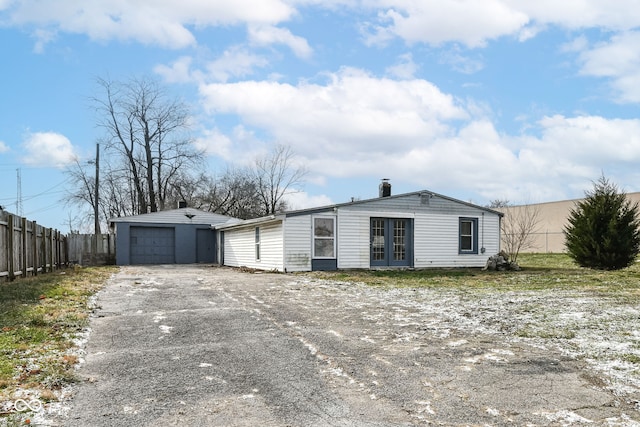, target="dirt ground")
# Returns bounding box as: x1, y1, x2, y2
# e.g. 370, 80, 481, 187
43, 266, 640, 426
